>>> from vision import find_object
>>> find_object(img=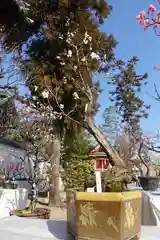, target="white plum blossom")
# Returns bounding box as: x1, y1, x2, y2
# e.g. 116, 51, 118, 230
74, 66, 77, 71
65, 19, 70, 26
85, 31, 88, 38
90, 52, 99, 60
33, 96, 37, 100
83, 39, 88, 44
56, 56, 60, 59
103, 54, 107, 60
34, 86, 38, 91
67, 32, 74, 40
63, 77, 67, 84
60, 104, 64, 109
84, 31, 92, 42
73, 92, 79, 100
84, 31, 91, 39
42, 89, 49, 98
81, 57, 86, 62
66, 38, 71, 44
67, 50, 72, 57
88, 36, 92, 41
59, 34, 63, 40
